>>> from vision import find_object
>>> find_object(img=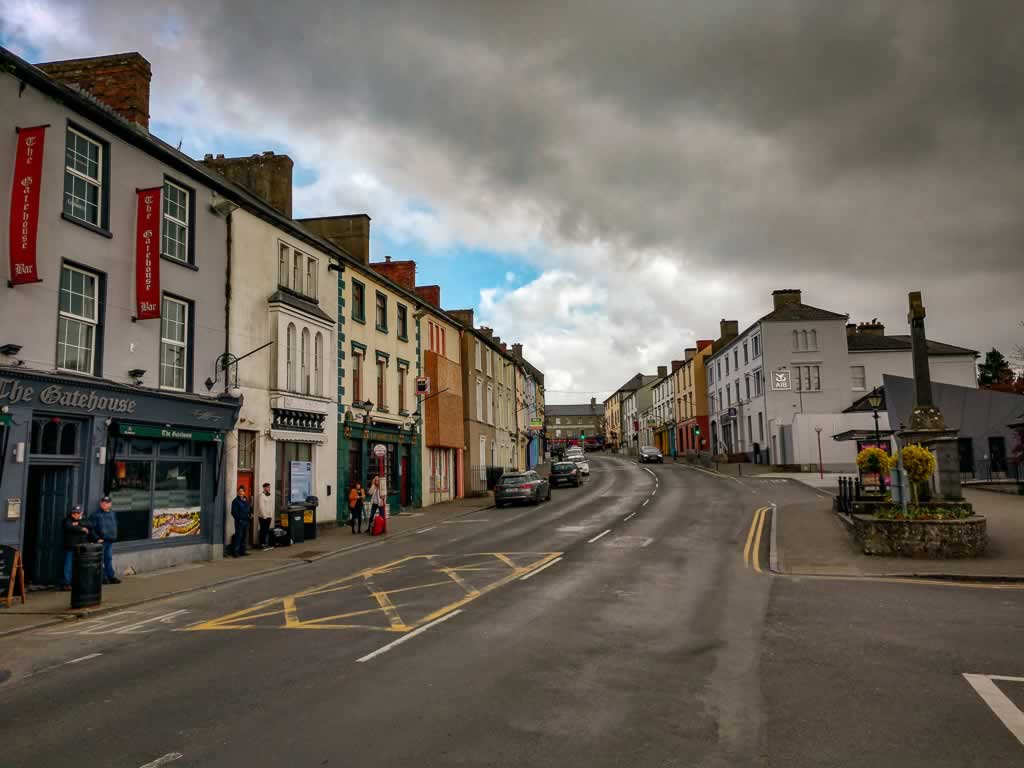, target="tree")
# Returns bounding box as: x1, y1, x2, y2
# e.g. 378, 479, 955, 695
978, 348, 1014, 387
